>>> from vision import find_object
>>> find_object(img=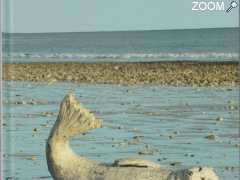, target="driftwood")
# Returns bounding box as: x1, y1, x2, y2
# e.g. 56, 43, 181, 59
46, 94, 219, 180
